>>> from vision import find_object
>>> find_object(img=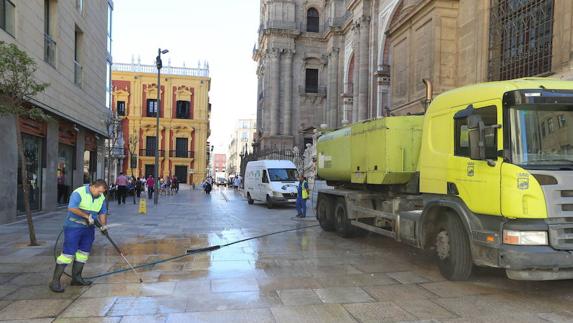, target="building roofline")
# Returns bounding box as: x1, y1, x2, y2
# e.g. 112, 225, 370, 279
112, 62, 210, 78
